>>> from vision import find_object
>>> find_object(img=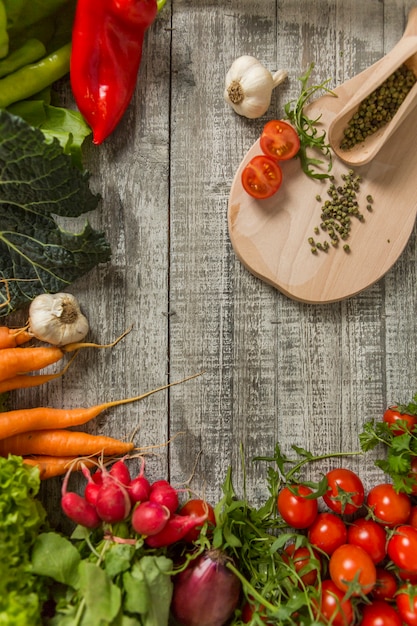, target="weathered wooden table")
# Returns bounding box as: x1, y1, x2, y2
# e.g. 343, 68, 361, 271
14, 0, 417, 527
